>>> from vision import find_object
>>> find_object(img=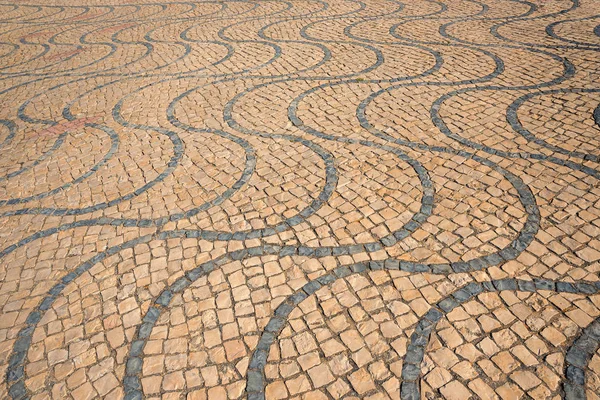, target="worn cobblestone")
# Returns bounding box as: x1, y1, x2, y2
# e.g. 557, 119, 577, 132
0, 0, 599, 399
